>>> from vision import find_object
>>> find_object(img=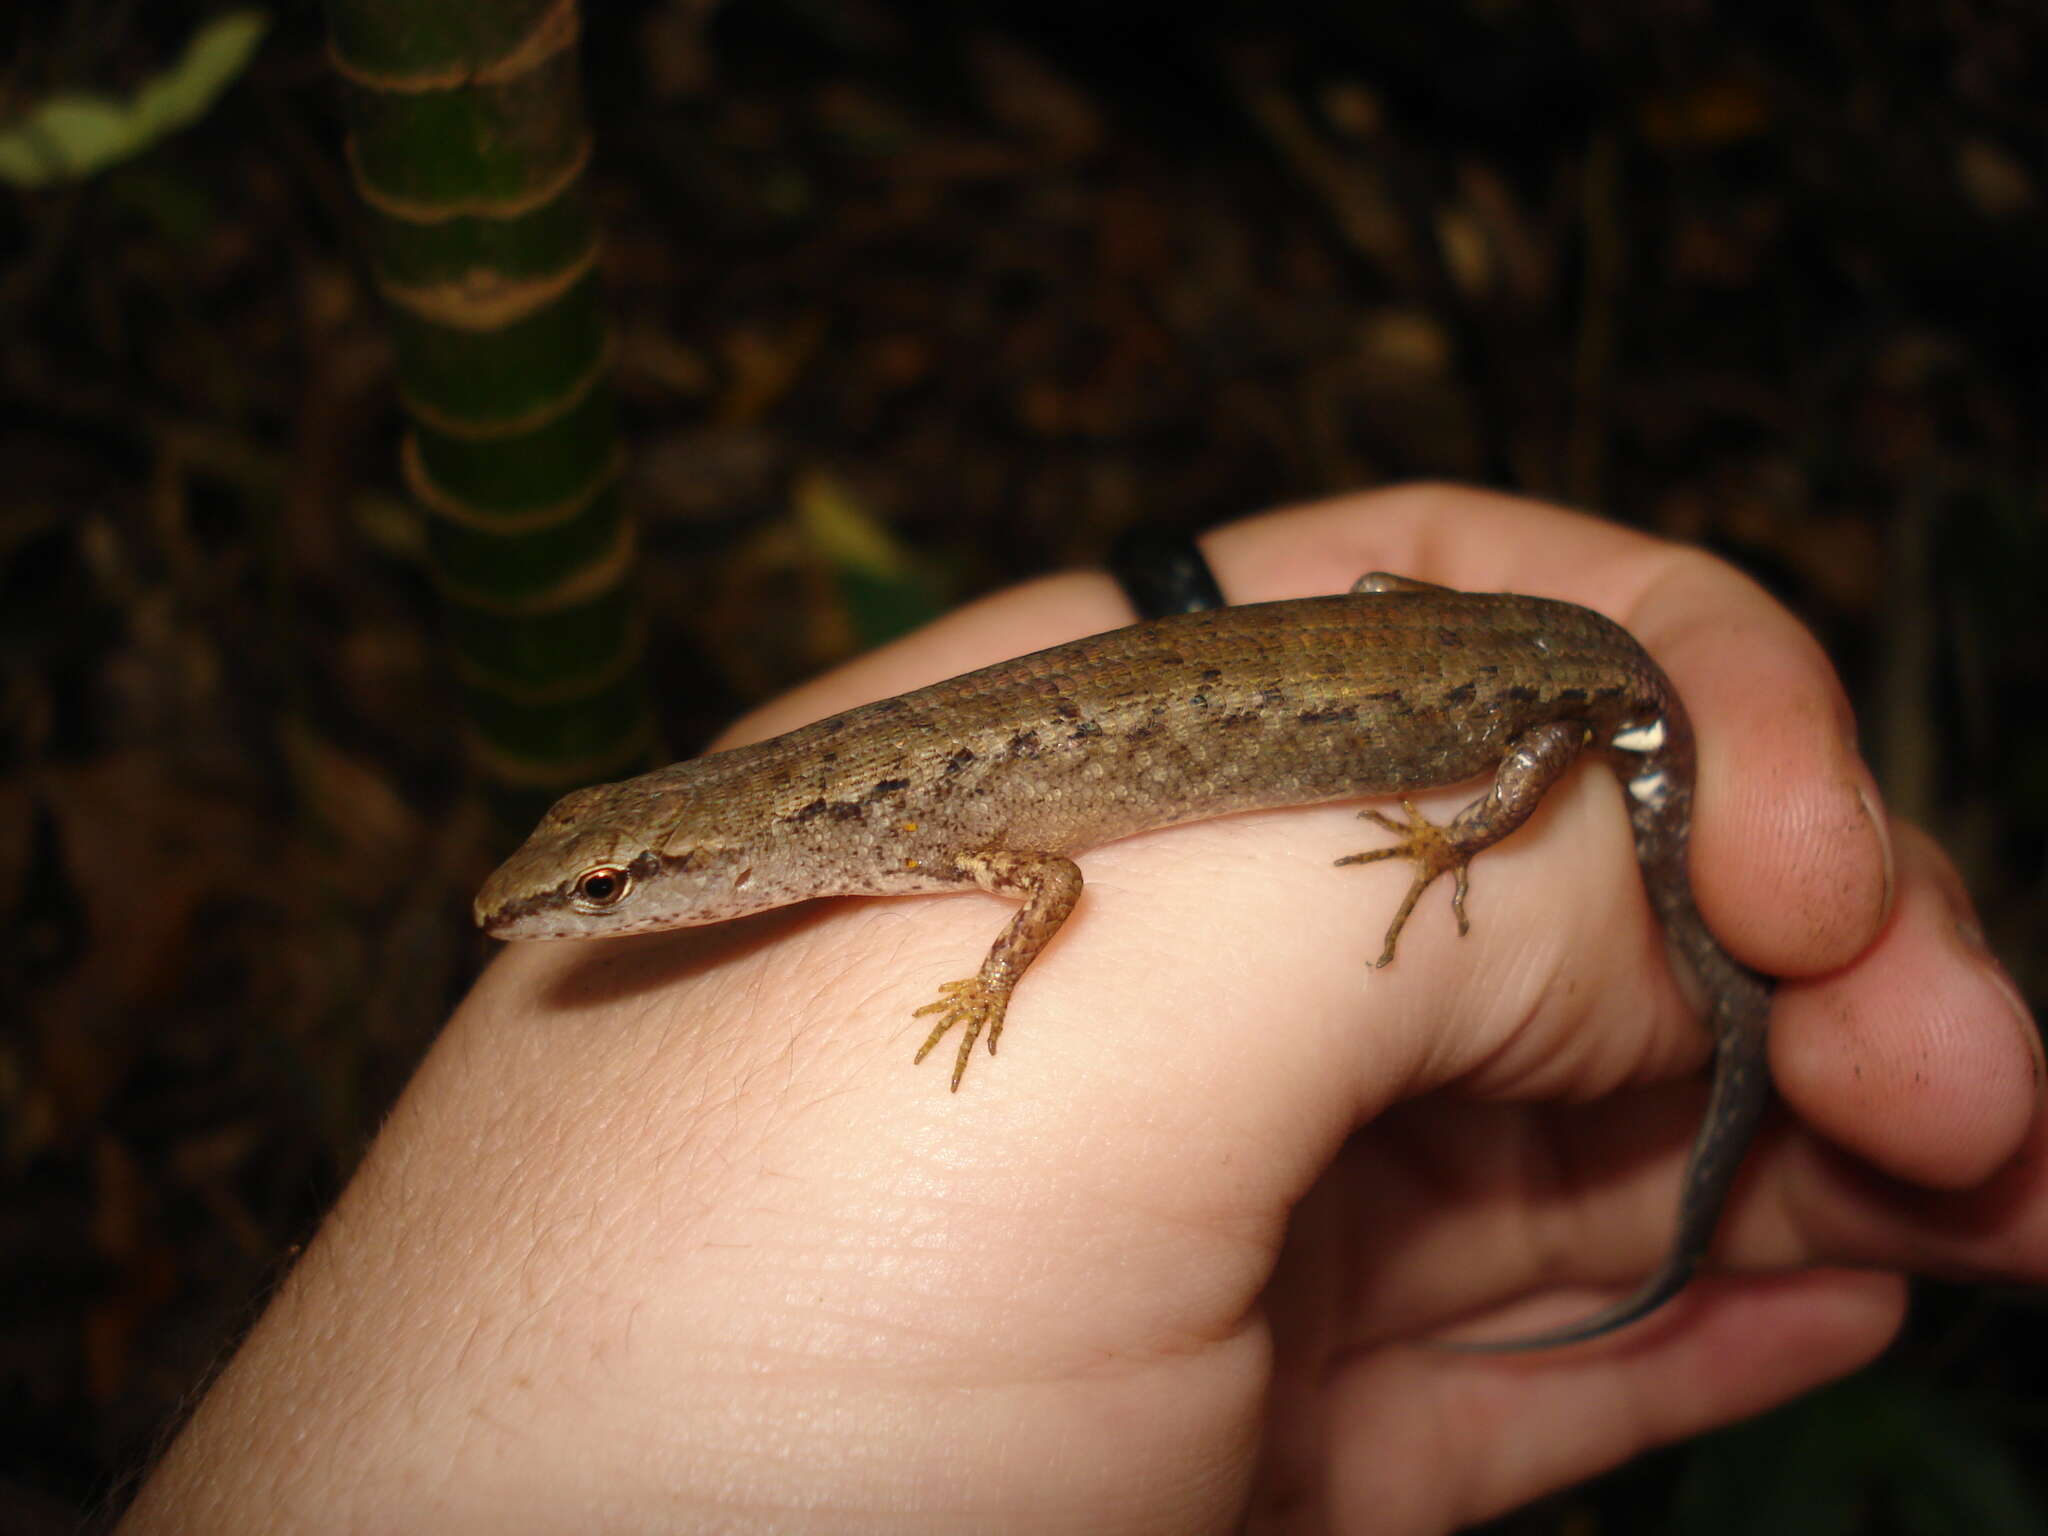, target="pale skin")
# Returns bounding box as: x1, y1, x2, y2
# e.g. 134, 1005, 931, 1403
122, 486, 2045, 1535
